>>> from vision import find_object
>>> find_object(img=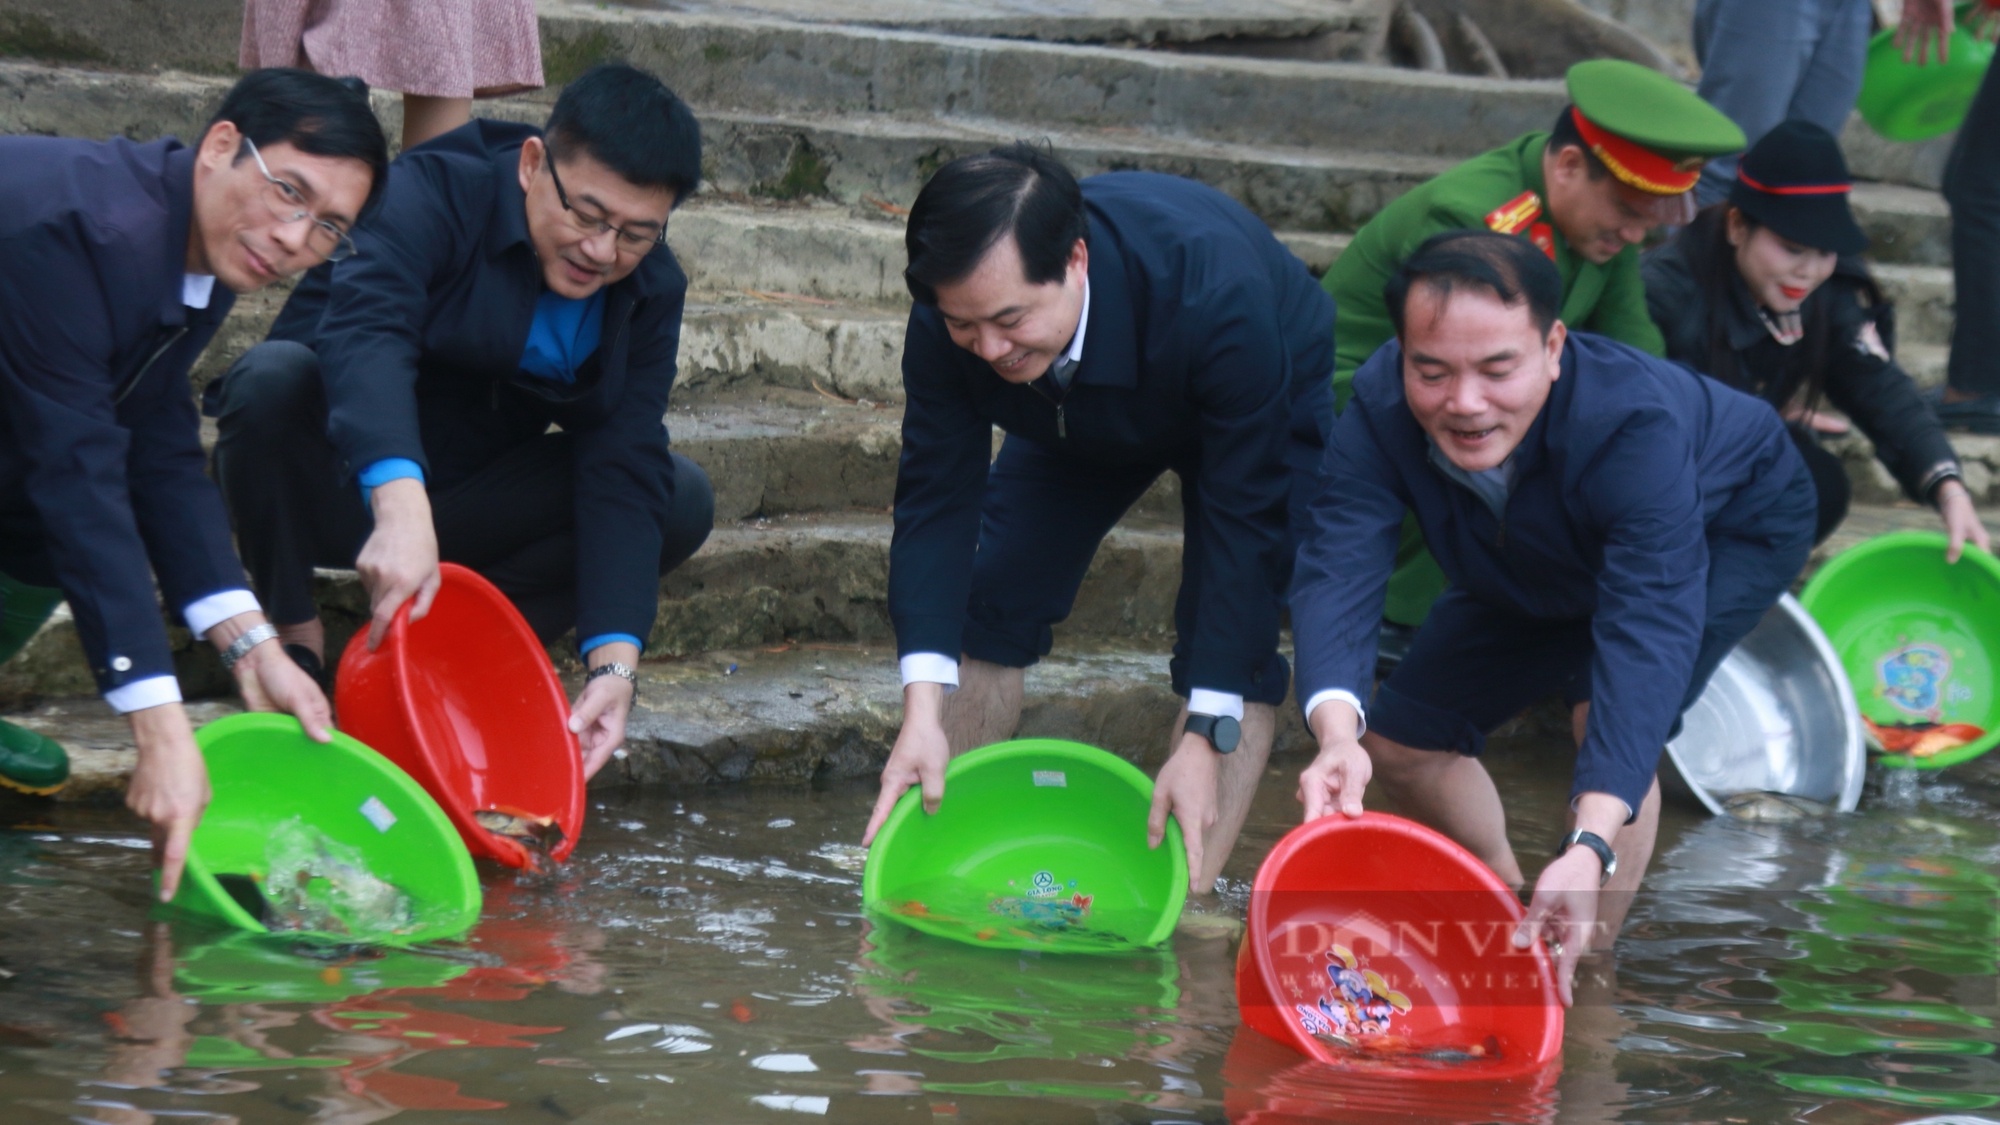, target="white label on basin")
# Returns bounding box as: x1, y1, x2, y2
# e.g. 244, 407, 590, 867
1032, 770, 1066, 788
359, 796, 397, 833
